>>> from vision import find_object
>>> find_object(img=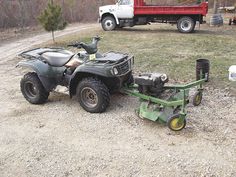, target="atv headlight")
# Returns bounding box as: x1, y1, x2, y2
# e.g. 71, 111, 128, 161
128, 57, 134, 69
113, 68, 119, 75
161, 74, 168, 82
128, 60, 131, 68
